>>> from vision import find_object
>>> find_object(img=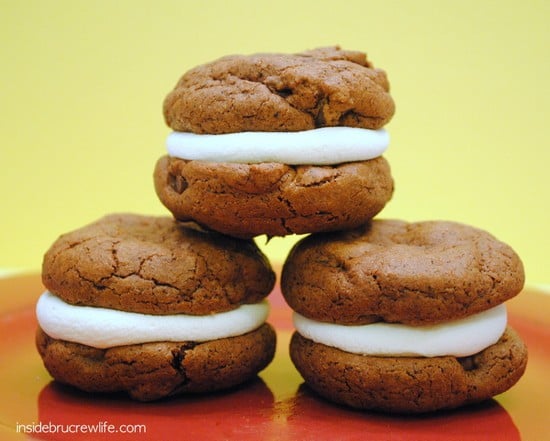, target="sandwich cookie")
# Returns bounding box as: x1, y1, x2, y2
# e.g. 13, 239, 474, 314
282, 219, 528, 413
37, 214, 276, 401
155, 46, 395, 238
